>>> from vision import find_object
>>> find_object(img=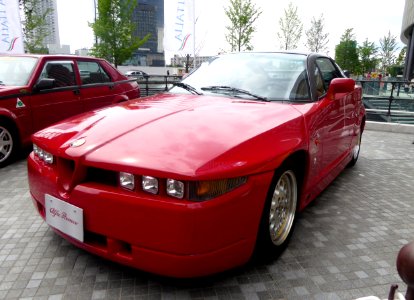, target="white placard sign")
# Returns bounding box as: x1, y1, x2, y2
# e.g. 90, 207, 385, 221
45, 194, 84, 242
